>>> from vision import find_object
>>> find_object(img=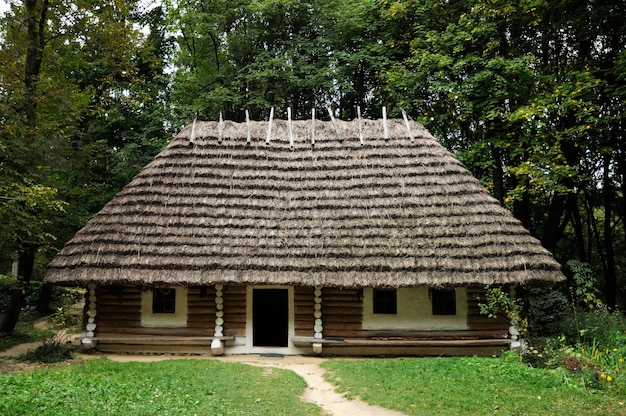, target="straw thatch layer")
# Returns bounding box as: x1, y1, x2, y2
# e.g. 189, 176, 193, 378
45, 118, 564, 287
